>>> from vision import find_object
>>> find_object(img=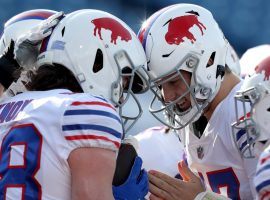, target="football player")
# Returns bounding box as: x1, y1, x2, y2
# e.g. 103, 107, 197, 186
0, 9, 148, 199
232, 56, 270, 200
133, 43, 239, 182
138, 3, 257, 199
240, 44, 270, 78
